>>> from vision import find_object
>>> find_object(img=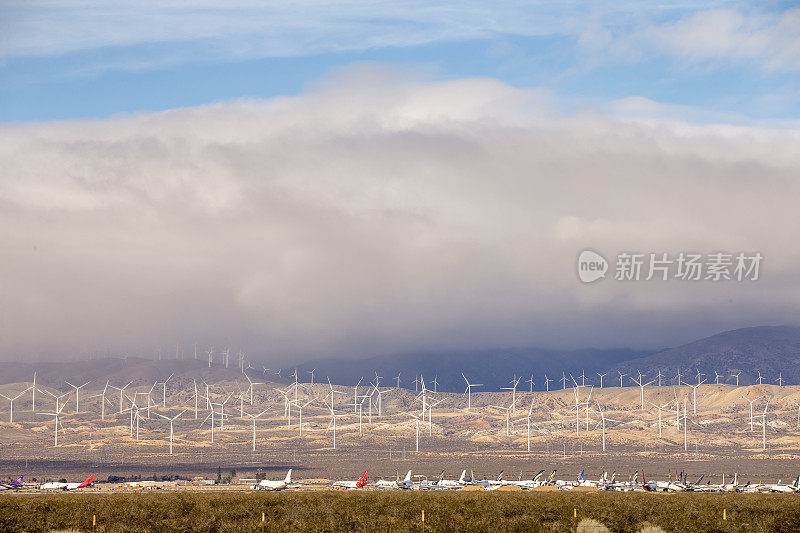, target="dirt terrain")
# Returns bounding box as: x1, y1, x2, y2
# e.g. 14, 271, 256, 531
1, 373, 799, 484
